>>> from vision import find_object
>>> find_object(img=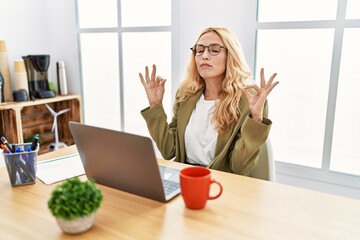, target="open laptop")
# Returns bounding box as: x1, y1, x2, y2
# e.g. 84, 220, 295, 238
68, 121, 181, 202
